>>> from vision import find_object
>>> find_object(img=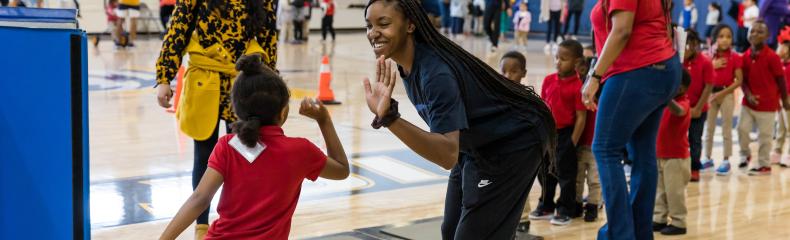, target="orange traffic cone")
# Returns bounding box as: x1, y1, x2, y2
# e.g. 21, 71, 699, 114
166, 65, 186, 113
317, 55, 341, 104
